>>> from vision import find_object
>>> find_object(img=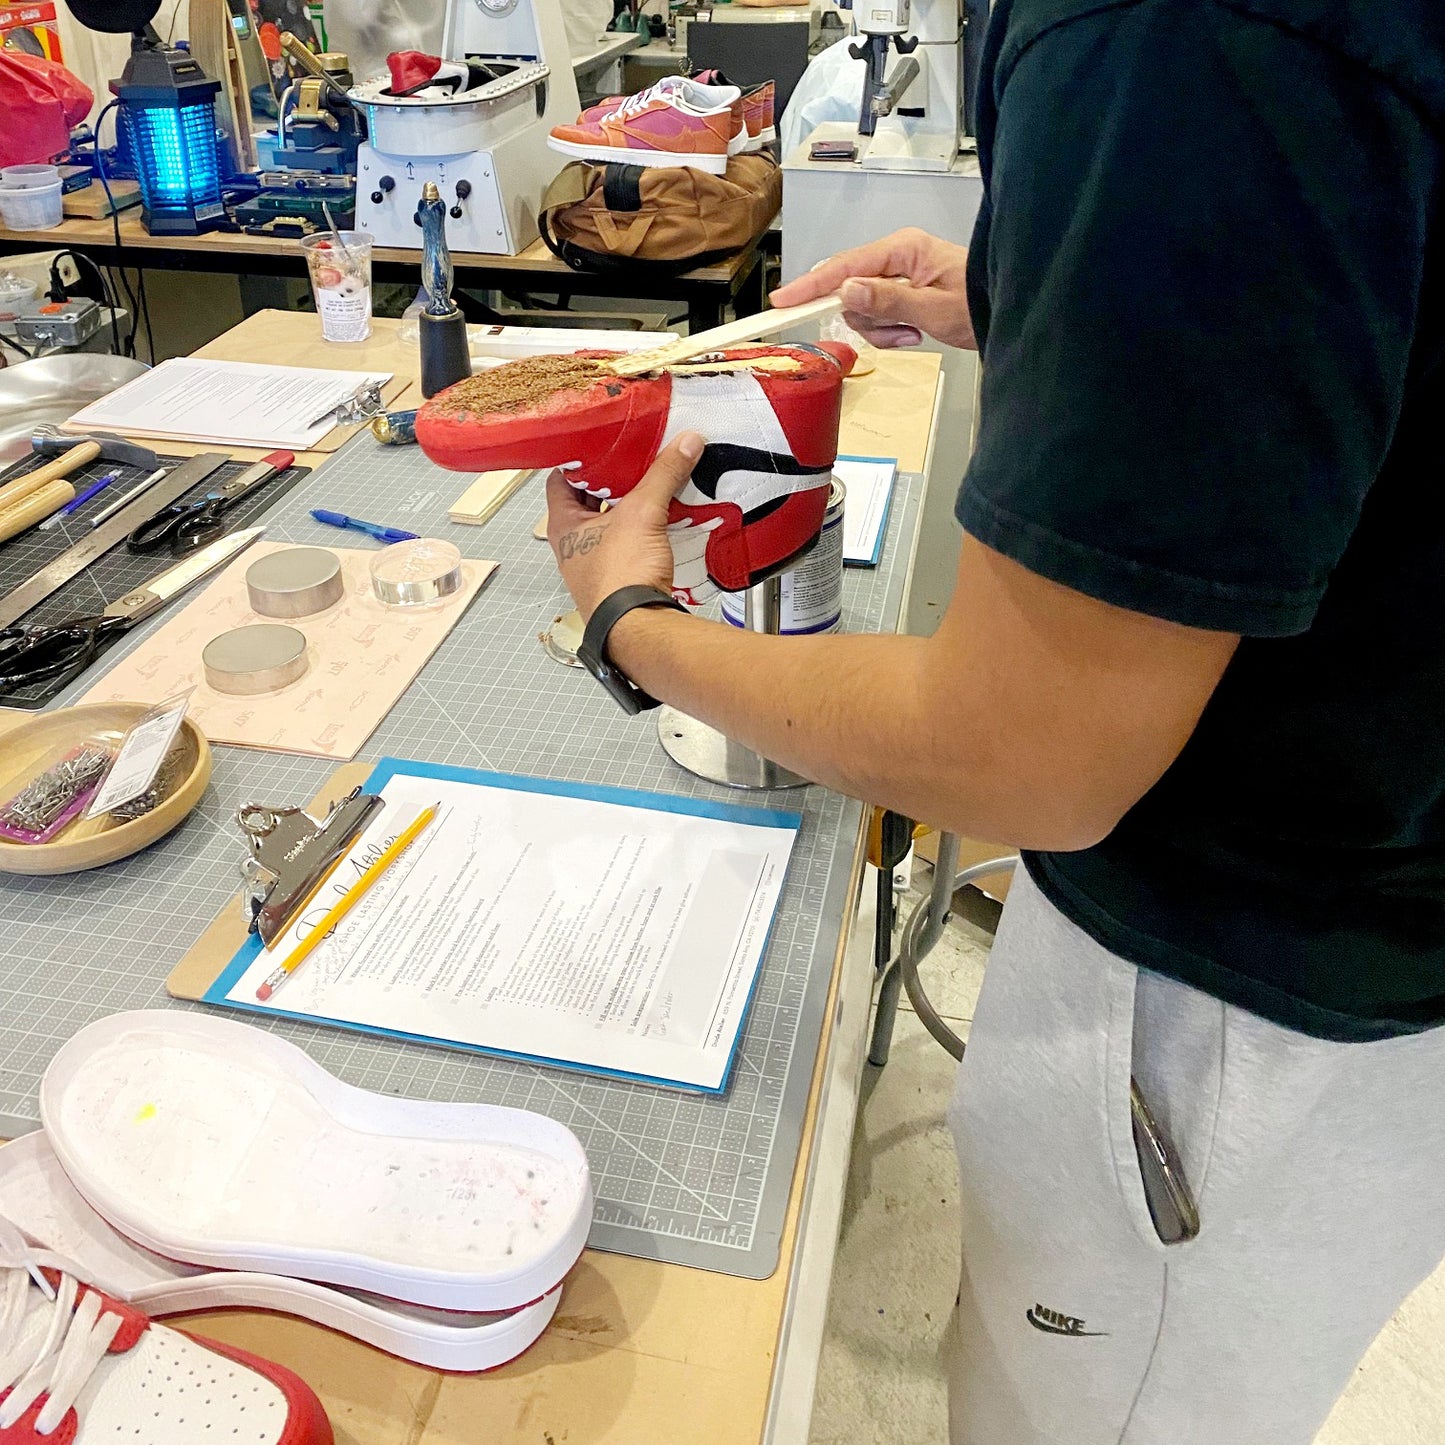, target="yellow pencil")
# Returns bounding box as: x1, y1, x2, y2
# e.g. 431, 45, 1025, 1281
255, 802, 440, 1001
